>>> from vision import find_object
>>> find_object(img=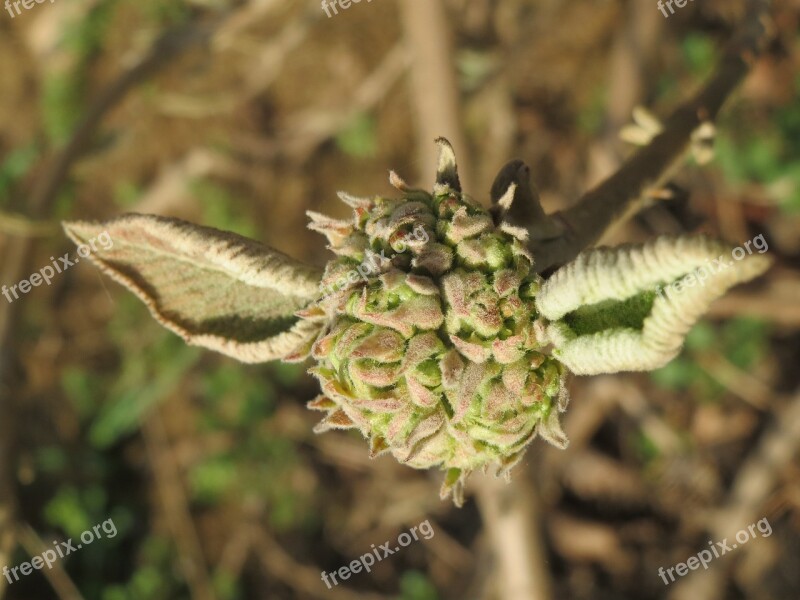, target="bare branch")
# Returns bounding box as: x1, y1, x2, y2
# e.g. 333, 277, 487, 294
529, 0, 774, 273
